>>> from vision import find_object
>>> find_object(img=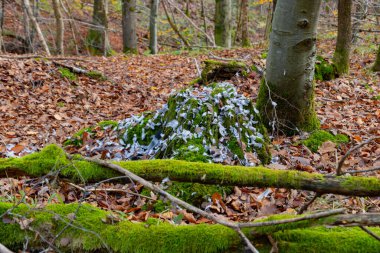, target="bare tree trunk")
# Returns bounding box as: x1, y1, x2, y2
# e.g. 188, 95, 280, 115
264, 0, 276, 41
333, 0, 352, 74
214, 0, 231, 48
87, 0, 111, 55
60, 0, 80, 55
122, 0, 137, 53
22, 0, 50, 55
0, 0, 3, 53
149, 0, 159, 54
372, 44, 380, 72
51, 0, 64, 54
257, 0, 322, 134
241, 0, 249, 47
200, 0, 207, 46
